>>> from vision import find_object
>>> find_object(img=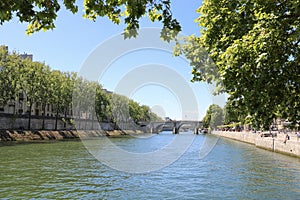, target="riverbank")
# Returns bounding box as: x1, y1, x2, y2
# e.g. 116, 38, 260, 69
212, 131, 300, 158
0, 129, 145, 142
